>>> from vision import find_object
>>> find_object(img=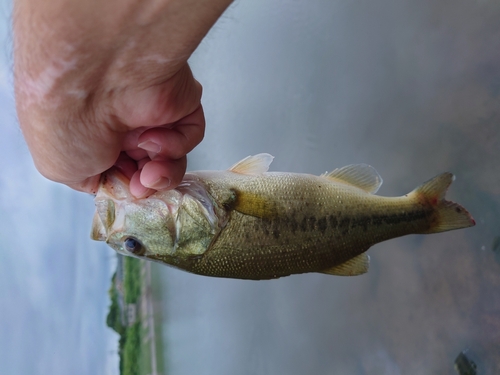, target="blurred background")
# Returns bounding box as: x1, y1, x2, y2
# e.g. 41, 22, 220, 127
1, 0, 499, 374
